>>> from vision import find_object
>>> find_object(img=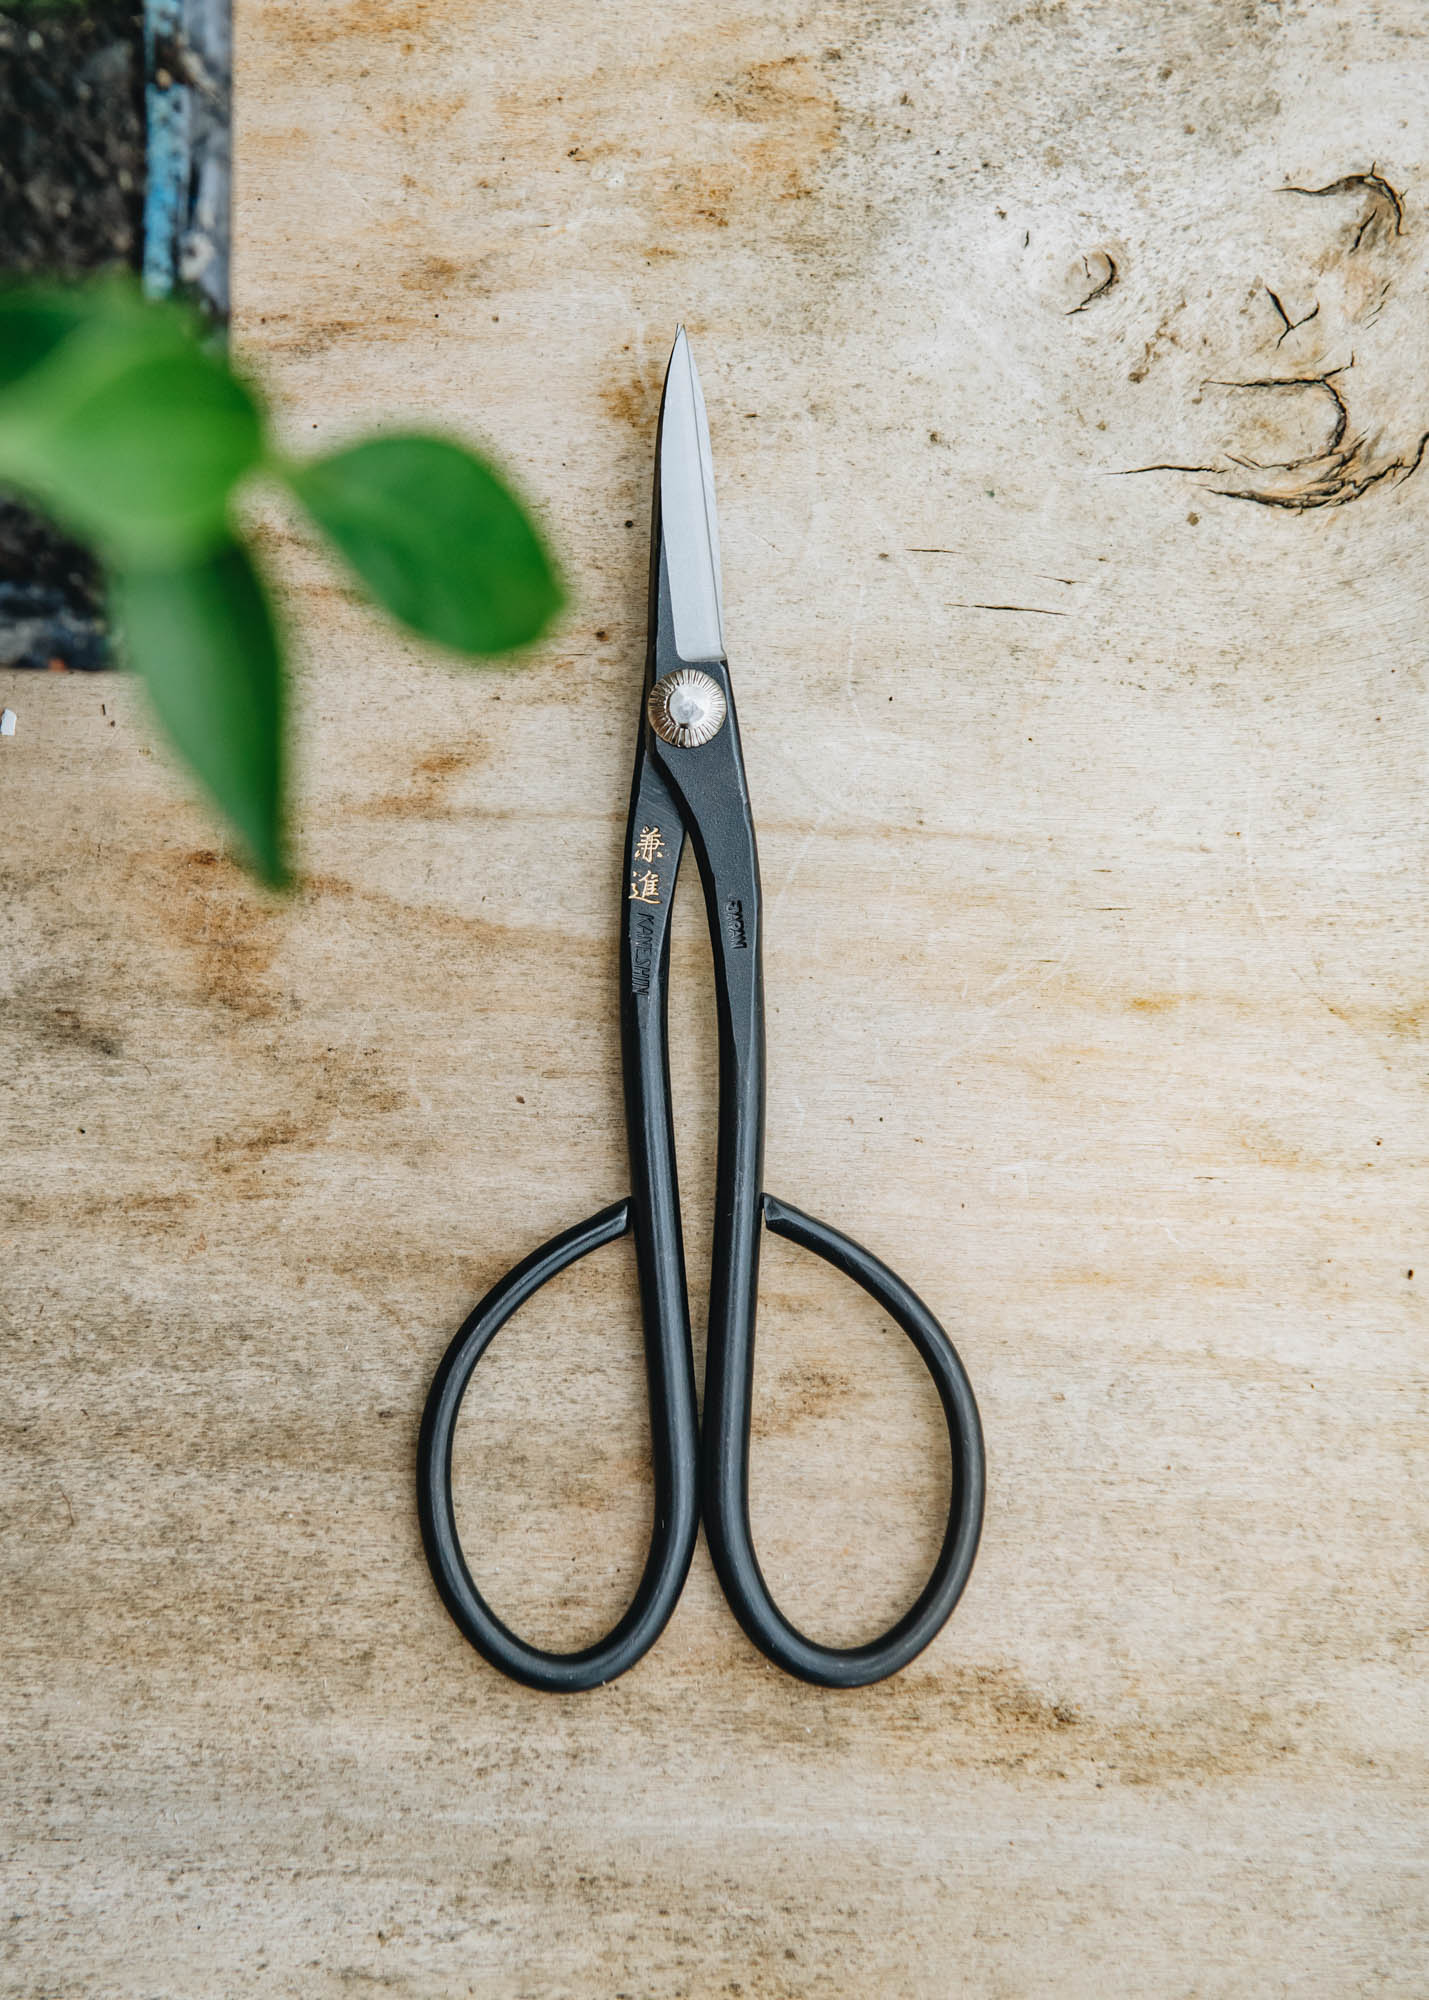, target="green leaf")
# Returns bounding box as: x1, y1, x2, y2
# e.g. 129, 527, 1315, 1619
113, 538, 287, 888
285, 434, 562, 655
0, 289, 263, 565
0, 288, 92, 391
